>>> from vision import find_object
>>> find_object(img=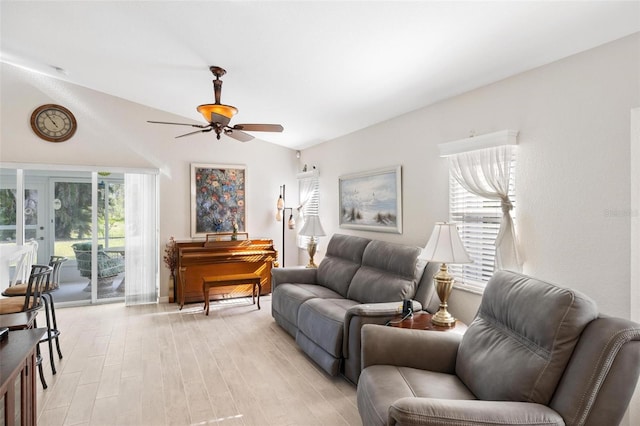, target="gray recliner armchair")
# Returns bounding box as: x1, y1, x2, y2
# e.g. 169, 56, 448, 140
357, 270, 640, 426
